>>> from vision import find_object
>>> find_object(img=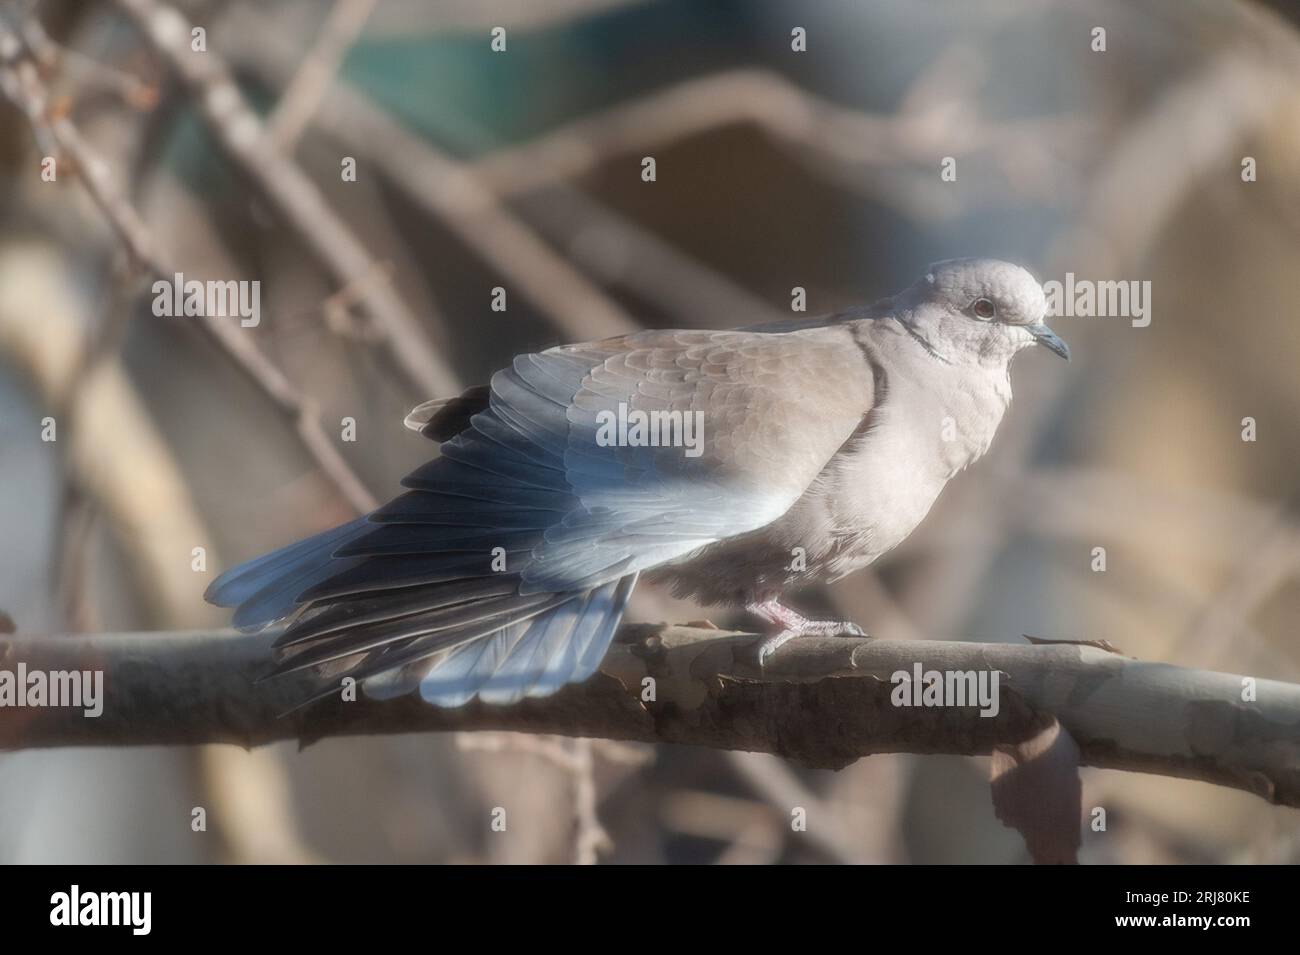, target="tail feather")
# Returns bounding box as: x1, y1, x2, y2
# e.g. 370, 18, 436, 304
338, 592, 576, 686
271, 590, 568, 675
518, 590, 591, 700
412, 617, 538, 708
231, 555, 365, 631
474, 596, 583, 705
571, 574, 637, 679
209, 515, 639, 706
274, 576, 518, 648
417, 573, 637, 706
295, 550, 530, 603
205, 518, 368, 610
